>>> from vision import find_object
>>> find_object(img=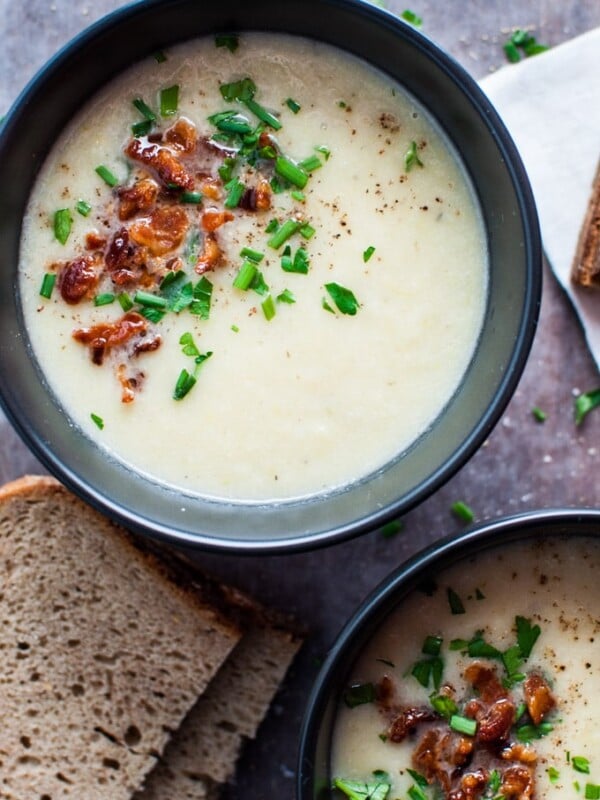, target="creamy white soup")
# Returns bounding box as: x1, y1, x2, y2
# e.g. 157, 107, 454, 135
332, 536, 600, 799
19, 33, 487, 501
